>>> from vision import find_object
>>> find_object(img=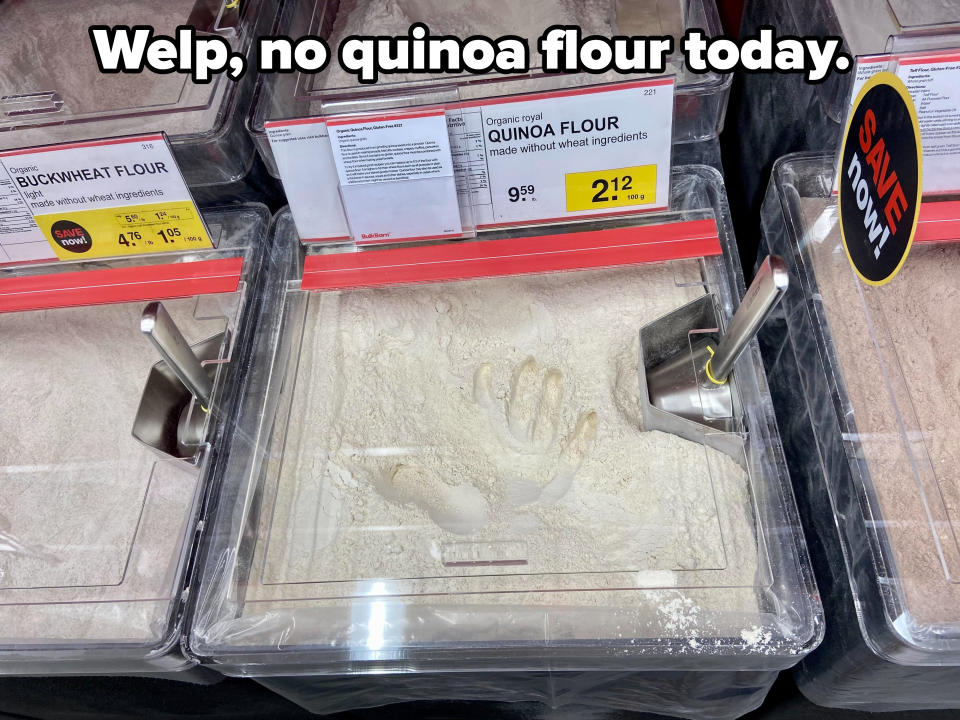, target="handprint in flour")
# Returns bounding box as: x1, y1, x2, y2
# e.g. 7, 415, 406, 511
473, 357, 598, 506
375, 356, 597, 536
379, 463, 491, 536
